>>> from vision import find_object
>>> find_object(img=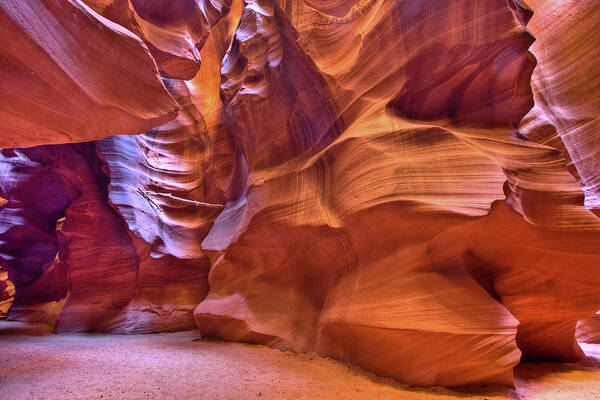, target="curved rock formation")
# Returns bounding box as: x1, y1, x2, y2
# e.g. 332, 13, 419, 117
1, 0, 600, 389
523, 0, 600, 216
194, 0, 531, 387
83, 0, 233, 80
0, 143, 209, 333
0, 147, 71, 326
0, 0, 178, 148
193, 0, 600, 385
578, 313, 600, 344
97, 79, 224, 259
